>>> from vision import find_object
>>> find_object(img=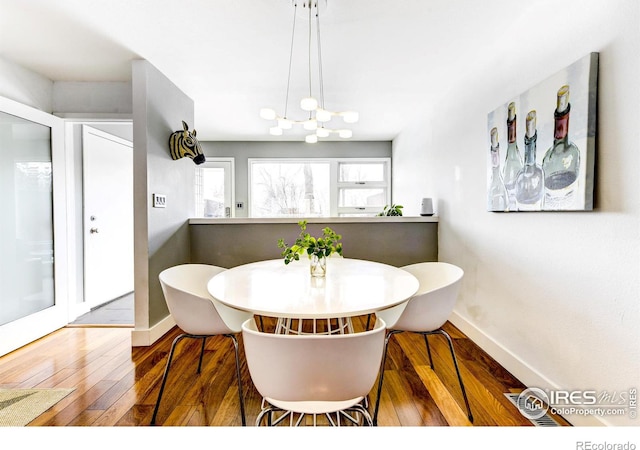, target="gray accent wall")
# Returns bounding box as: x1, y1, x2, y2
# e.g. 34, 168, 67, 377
200, 140, 392, 218
132, 60, 195, 331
